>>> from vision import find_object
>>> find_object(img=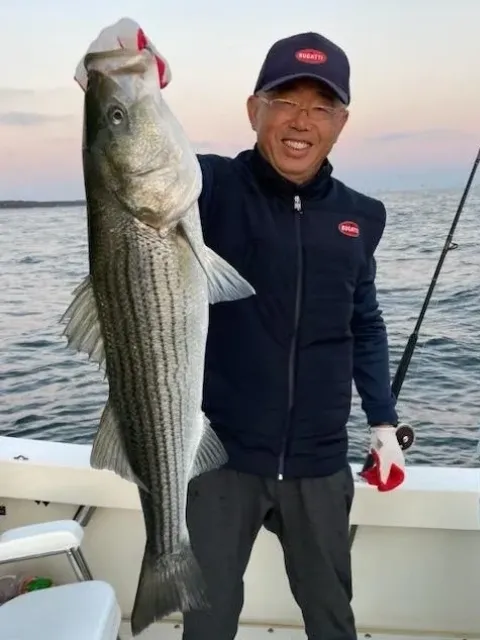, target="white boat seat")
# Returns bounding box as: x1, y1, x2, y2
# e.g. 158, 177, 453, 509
0, 519, 84, 562
0, 580, 121, 640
